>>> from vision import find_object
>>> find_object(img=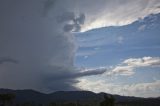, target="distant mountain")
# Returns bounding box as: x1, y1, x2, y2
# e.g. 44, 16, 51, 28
0, 88, 159, 105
